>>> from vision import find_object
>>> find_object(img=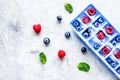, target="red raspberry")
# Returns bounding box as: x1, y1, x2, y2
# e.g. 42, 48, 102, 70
58, 50, 66, 59
102, 47, 110, 55
87, 8, 96, 16
115, 51, 120, 59
82, 16, 90, 24
106, 26, 114, 35
97, 31, 105, 40
33, 24, 41, 34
